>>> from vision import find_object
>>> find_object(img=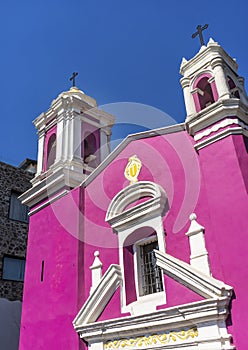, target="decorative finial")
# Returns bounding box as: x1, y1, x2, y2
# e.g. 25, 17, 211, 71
186, 213, 204, 236
69, 72, 78, 87
189, 213, 197, 221
90, 250, 103, 294
192, 24, 209, 46
124, 155, 142, 185
94, 250, 100, 257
